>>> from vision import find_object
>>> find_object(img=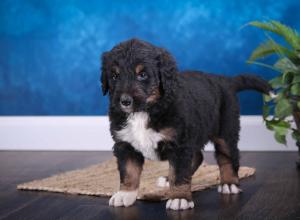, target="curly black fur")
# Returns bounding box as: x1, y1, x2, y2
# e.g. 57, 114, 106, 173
101, 38, 271, 188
